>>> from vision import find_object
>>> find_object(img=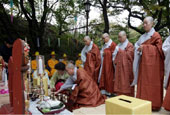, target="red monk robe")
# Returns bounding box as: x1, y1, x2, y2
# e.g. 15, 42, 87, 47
163, 74, 170, 111
99, 42, 116, 93
136, 32, 164, 110
84, 43, 101, 83
69, 68, 106, 110
114, 42, 134, 97
162, 35, 170, 111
